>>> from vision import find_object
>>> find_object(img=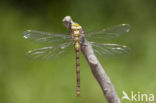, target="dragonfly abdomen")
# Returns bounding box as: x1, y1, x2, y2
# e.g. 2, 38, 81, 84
74, 39, 80, 97
76, 49, 80, 97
